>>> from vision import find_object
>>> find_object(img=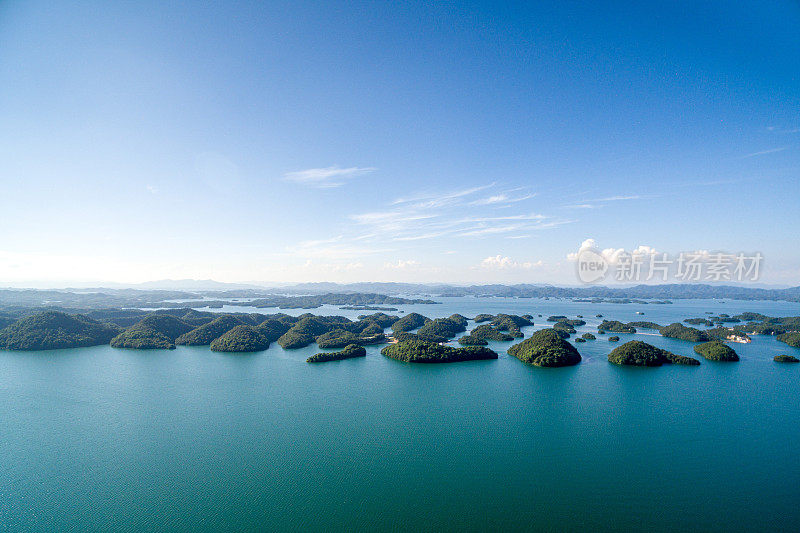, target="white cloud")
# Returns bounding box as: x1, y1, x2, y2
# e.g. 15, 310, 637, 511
146, 184, 159, 194
566, 239, 657, 264
284, 166, 376, 188
384, 259, 421, 269
301, 260, 364, 272
480, 255, 541, 270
